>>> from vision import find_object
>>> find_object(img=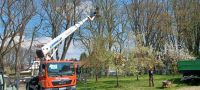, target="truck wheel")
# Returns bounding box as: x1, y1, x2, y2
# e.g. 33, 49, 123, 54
38, 85, 44, 90
26, 83, 33, 90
